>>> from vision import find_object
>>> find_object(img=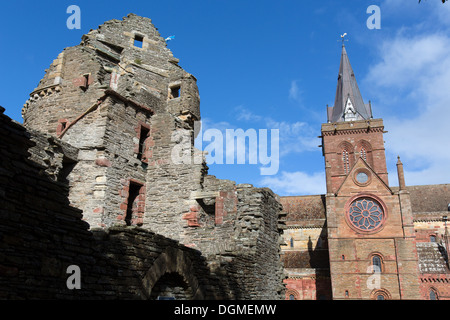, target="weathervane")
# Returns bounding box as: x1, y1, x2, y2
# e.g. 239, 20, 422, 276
340, 33, 348, 46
